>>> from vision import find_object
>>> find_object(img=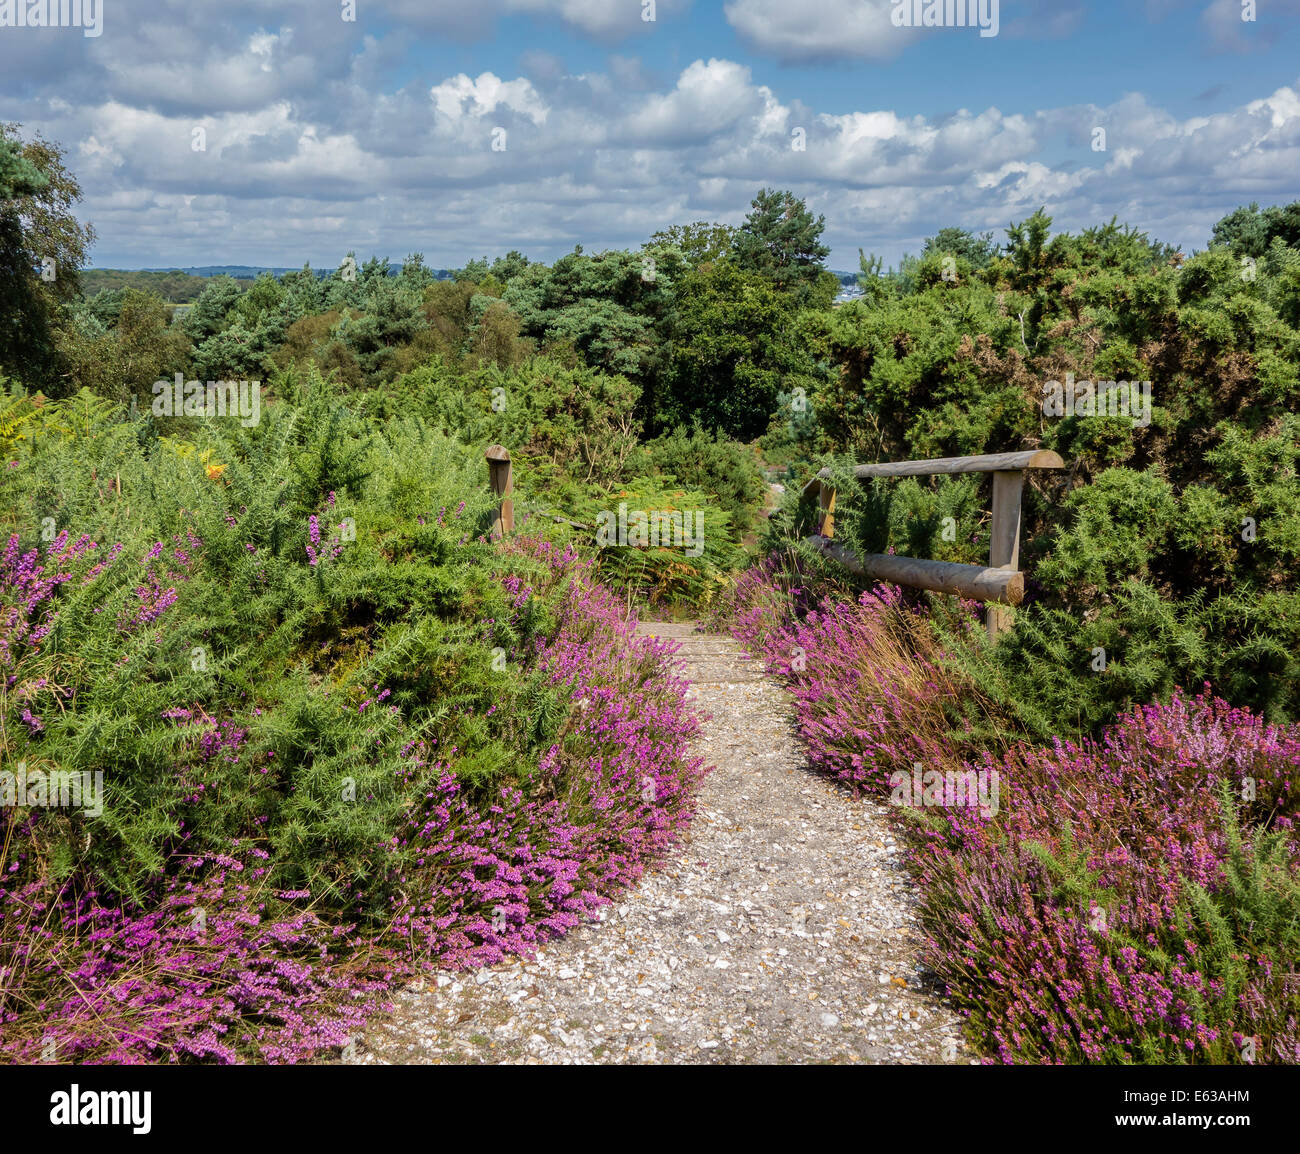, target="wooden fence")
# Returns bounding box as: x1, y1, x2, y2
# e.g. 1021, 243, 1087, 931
484, 443, 1063, 639
801, 450, 1064, 639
